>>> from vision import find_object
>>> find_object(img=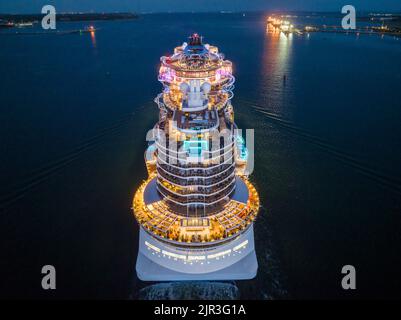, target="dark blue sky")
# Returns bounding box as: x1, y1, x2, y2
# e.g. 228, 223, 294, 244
1, 0, 400, 14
